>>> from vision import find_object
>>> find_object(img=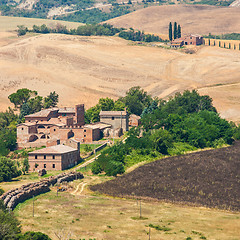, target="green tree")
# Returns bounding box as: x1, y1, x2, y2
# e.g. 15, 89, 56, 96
22, 158, 29, 175
0, 201, 21, 240
0, 157, 21, 182
17, 25, 28, 36
173, 22, 177, 39
8, 89, 37, 109
43, 91, 59, 109
119, 86, 152, 116
17, 231, 51, 240
168, 22, 172, 41
177, 24, 181, 38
